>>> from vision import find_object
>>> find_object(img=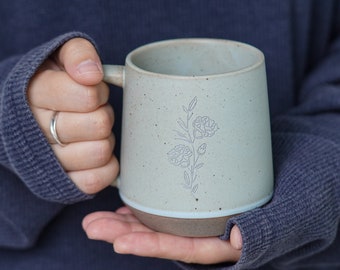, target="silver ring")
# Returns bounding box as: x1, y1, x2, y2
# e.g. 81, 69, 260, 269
50, 111, 67, 147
